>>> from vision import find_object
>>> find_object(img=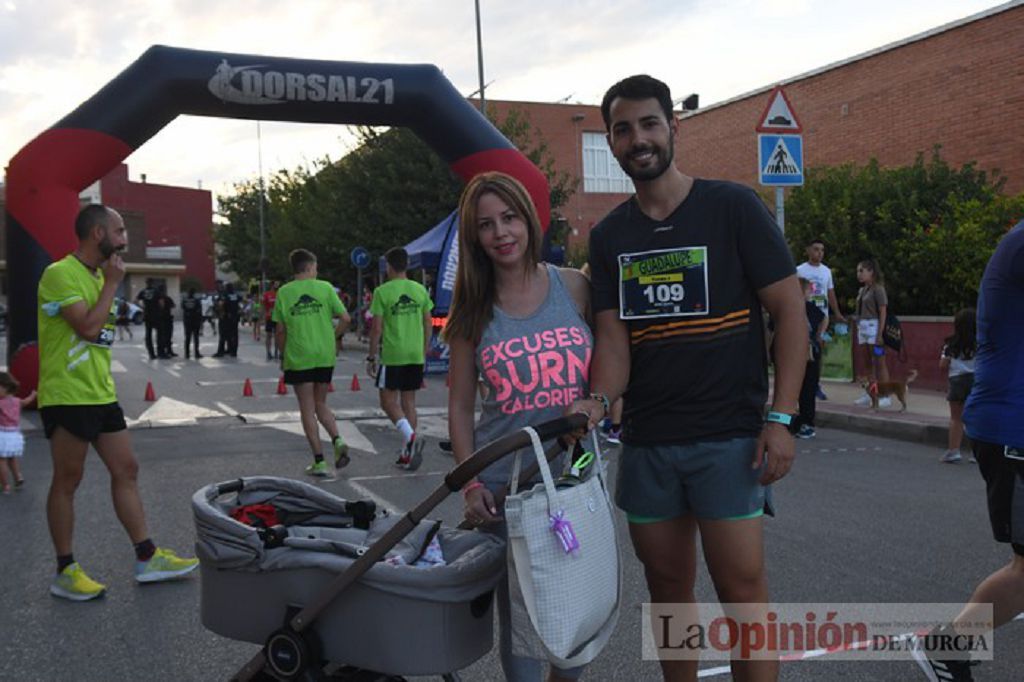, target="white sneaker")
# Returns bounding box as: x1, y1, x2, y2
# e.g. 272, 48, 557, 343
854, 393, 872, 406
940, 450, 963, 464
878, 396, 893, 408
